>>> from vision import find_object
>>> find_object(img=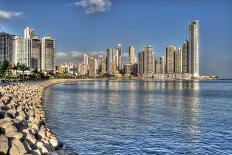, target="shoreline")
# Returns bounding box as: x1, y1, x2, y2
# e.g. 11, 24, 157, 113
0, 79, 80, 155
0, 78, 224, 154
